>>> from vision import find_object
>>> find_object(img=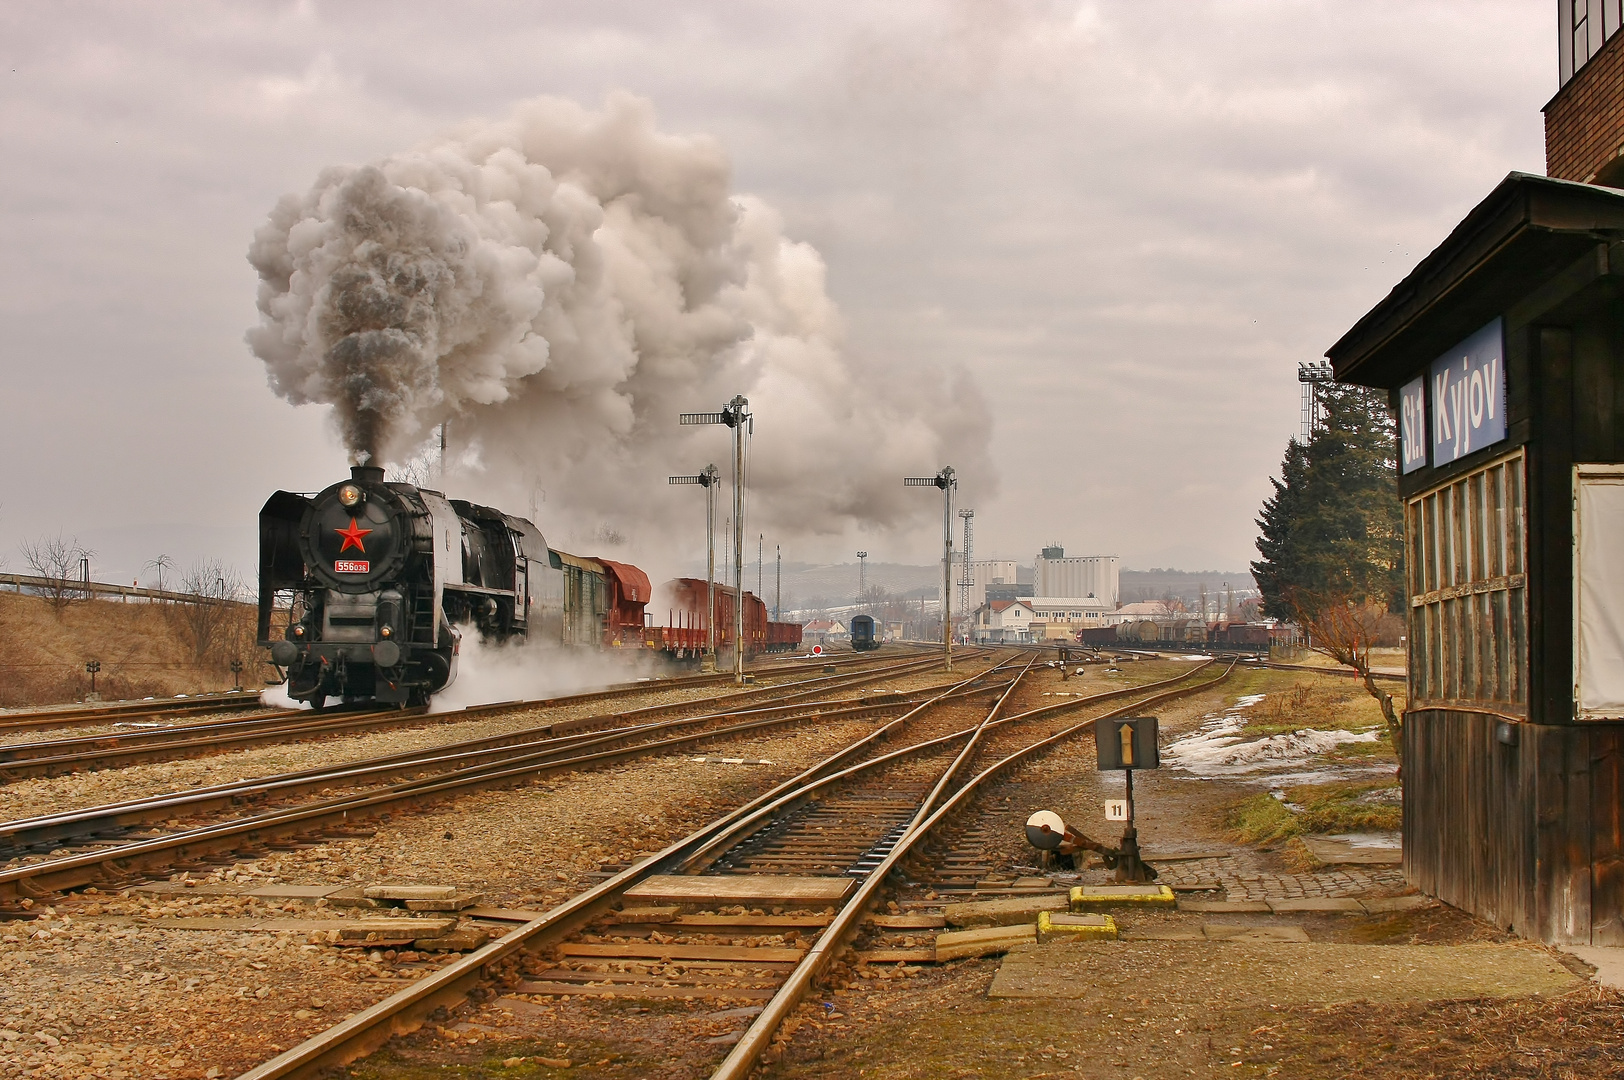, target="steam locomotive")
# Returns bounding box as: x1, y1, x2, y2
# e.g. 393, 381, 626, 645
258, 465, 801, 706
